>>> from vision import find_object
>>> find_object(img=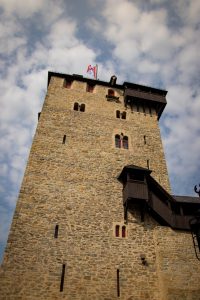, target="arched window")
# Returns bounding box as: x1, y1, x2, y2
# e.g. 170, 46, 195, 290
80, 104, 85, 112
115, 225, 120, 237
108, 89, 115, 96
121, 112, 126, 120
123, 136, 128, 149
115, 135, 121, 148
122, 226, 126, 238
74, 102, 79, 111
116, 110, 120, 118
